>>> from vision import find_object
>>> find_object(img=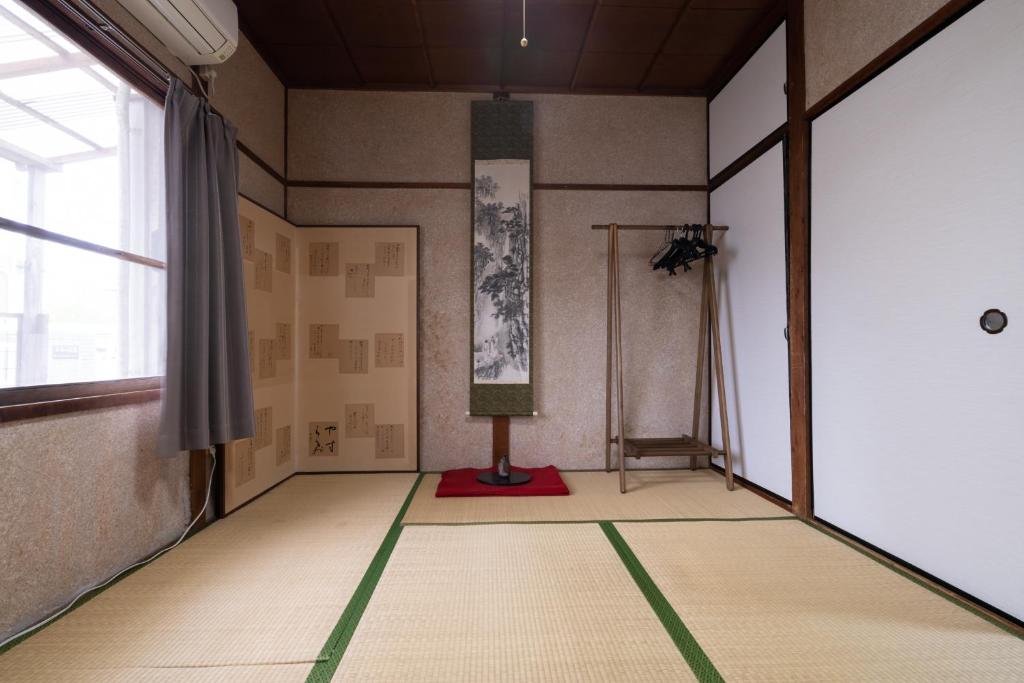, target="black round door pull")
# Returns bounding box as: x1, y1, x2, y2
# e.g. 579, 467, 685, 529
980, 309, 1008, 335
